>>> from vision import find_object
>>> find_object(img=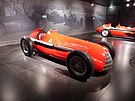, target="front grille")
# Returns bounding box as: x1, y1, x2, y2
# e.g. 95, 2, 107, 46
104, 52, 113, 71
